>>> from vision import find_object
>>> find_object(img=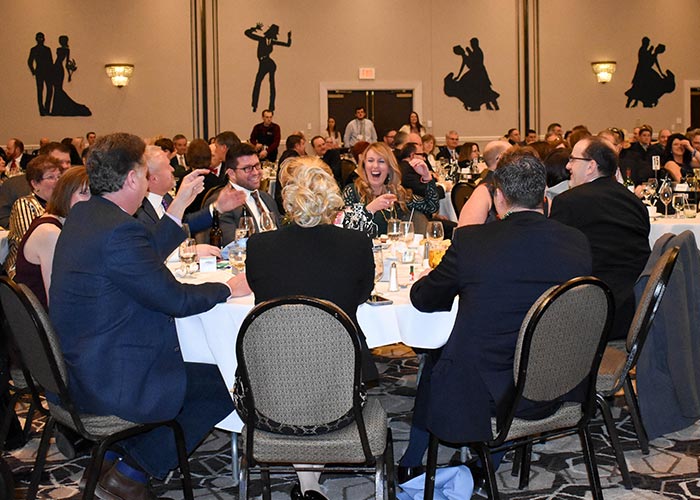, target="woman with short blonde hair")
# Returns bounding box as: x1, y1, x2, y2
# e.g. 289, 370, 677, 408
282, 156, 342, 227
